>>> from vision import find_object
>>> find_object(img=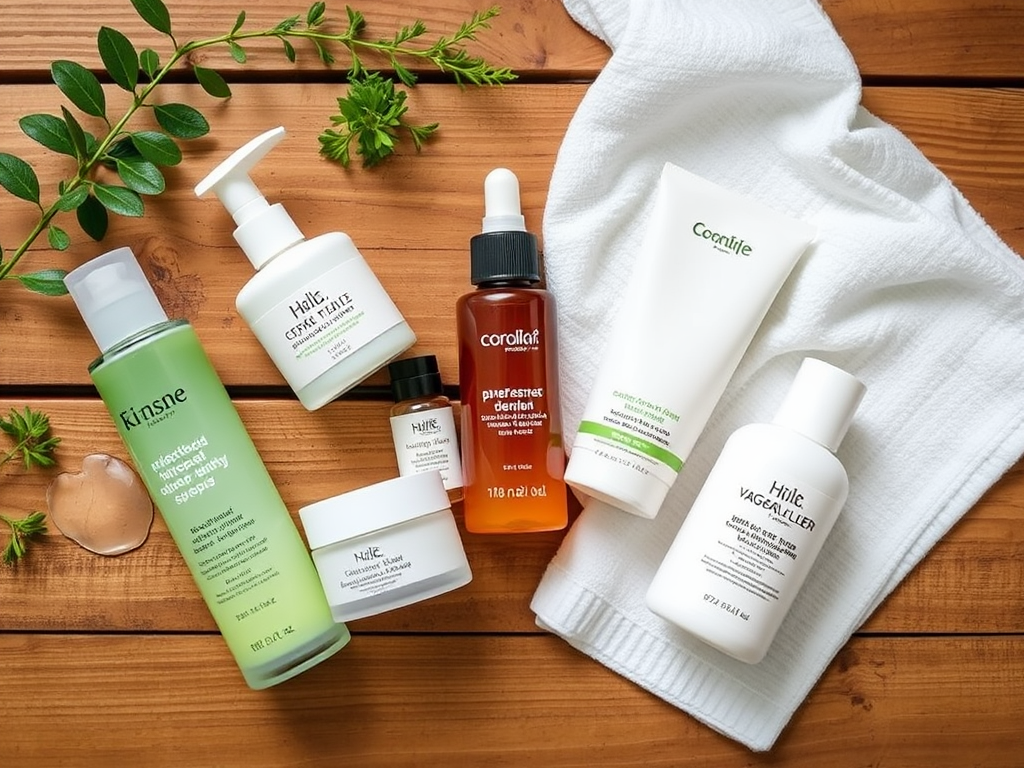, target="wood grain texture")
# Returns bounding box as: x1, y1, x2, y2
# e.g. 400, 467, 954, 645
1, 398, 1021, 636
1, 84, 1022, 387
2, 0, 1023, 764
2, 634, 1022, 767
1, 0, 1023, 79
